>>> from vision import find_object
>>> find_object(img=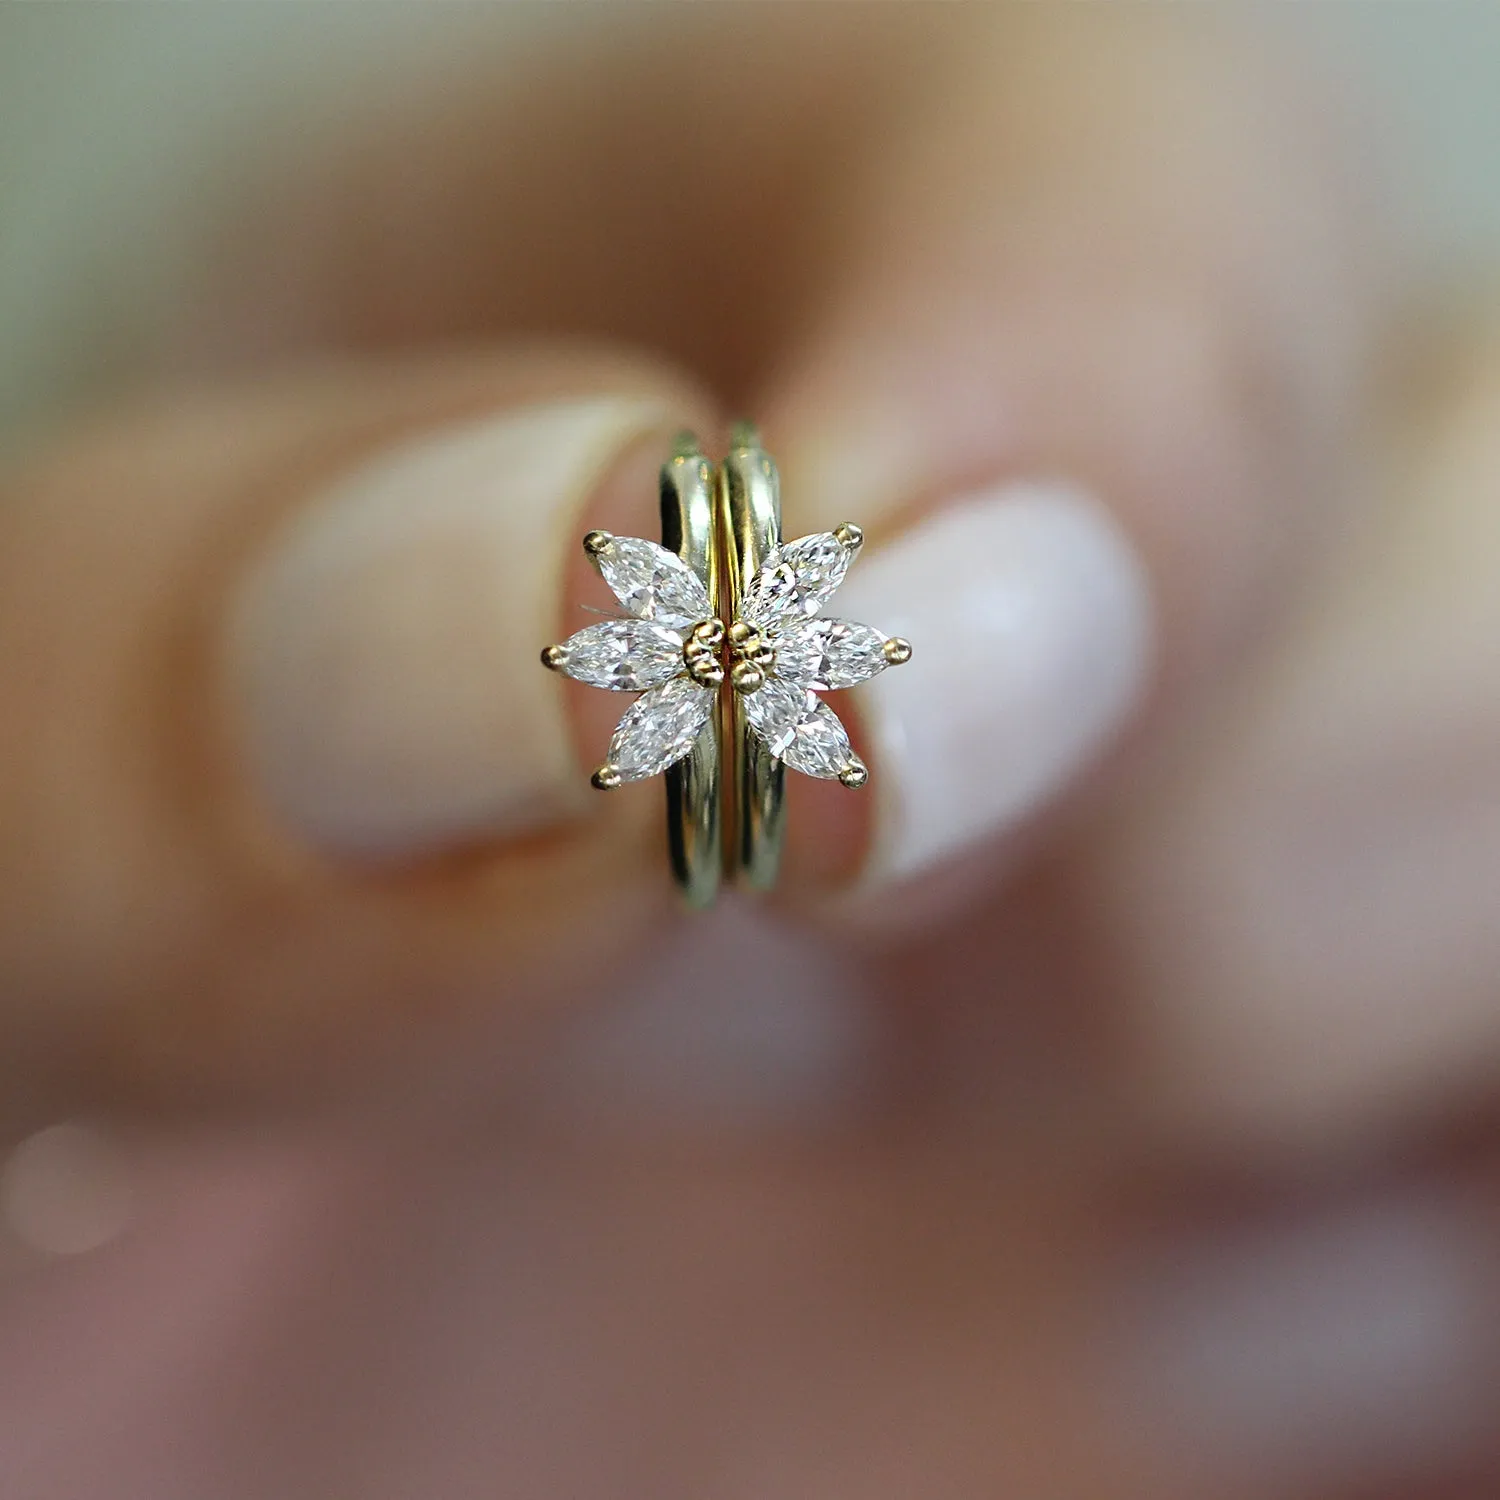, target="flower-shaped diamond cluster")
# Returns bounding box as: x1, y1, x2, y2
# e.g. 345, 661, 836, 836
543, 523, 909, 789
